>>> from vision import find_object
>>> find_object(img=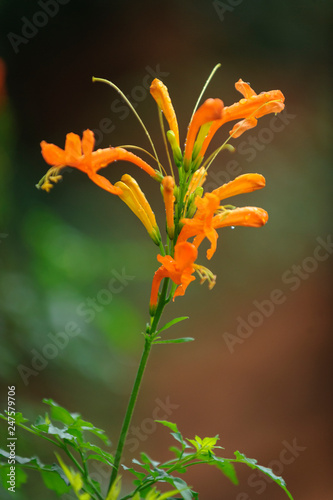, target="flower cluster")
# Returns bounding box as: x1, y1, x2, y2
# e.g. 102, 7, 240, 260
37, 72, 285, 317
